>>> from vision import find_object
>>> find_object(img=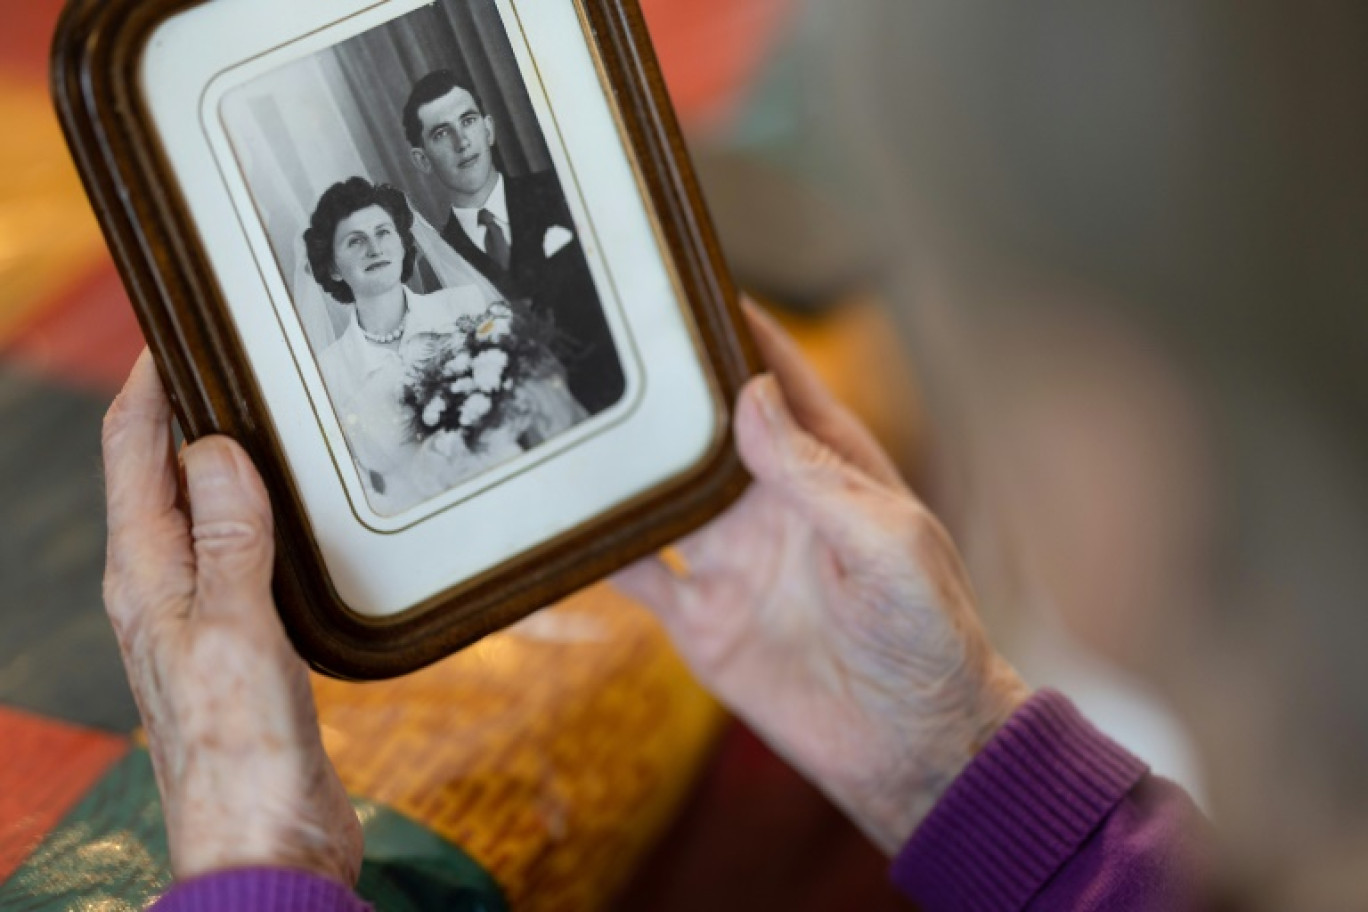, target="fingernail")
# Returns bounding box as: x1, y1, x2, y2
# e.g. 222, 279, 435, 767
752, 374, 784, 431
